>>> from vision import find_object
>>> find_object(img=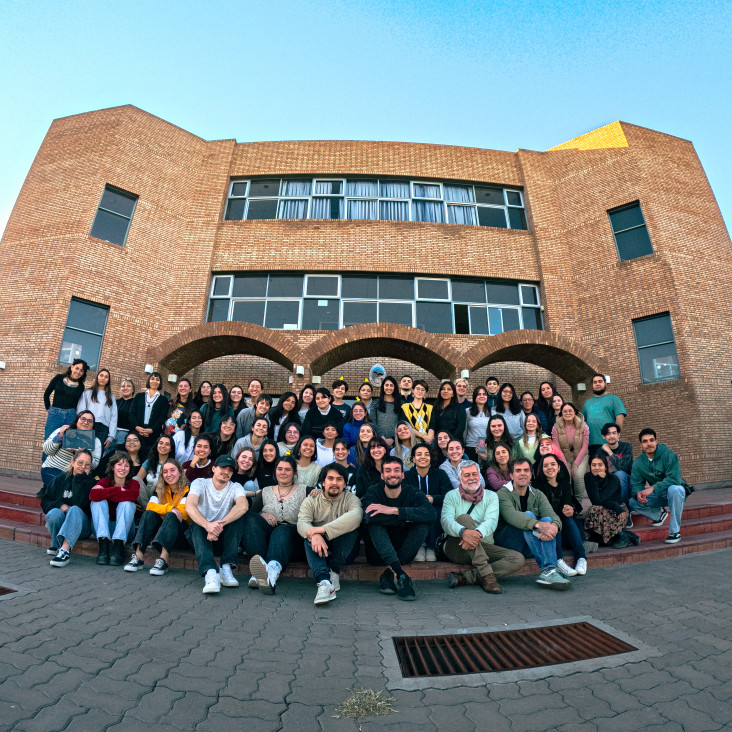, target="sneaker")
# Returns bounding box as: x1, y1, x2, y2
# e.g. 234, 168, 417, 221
202, 568, 221, 594
583, 541, 599, 554
249, 555, 275, 595
557, 559, 578, 577
247, 576, 258, 589
536, 568, 572, 591
49, 548, 70, 567
47, 546, 58, 556
665, 532, 681, 544
425, 548, 437, 562
651, 508, 669, 527
626, 515, 634, 528
414, 546, 426, 562
314, 580, 336, 605
149, 558, 169, 576
329, 570, 340, 592
575, 558, 588, 575
124, 554, 144, 572
219, 563, 240, 588
379, 569, 397, 595
396, 573, 417, 601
